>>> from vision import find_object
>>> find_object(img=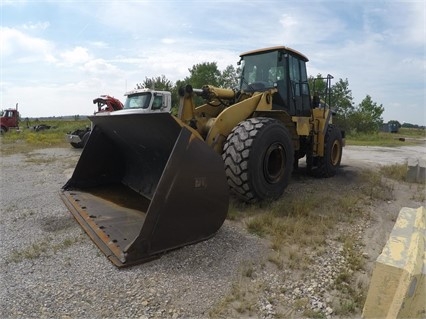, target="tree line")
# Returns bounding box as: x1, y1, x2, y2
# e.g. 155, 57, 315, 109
137, 62, 403, 134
